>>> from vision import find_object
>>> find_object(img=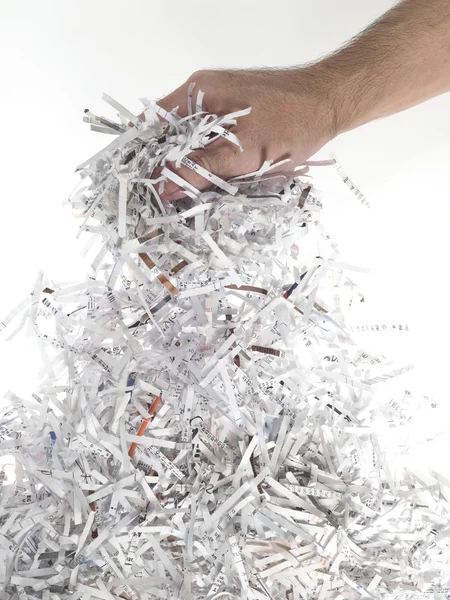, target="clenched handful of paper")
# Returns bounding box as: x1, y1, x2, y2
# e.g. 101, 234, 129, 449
1, 88, 449, 600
